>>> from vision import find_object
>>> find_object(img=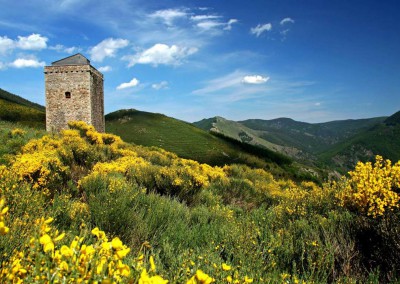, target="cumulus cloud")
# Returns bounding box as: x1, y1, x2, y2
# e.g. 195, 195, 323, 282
10, 58, 46, 68
152, 81, 169, 90
242, 75, 270, 84
149, 8, 188, 26
116, 78, 140, 90
98, 66, 112, 72
250, 23, 272, 37
280, 17, 295, 25
0, 34, 48, 53
89, 38, 129, 62
123, 43, 198, 67
16, 34, 48, 50
0, 36, 14, 54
